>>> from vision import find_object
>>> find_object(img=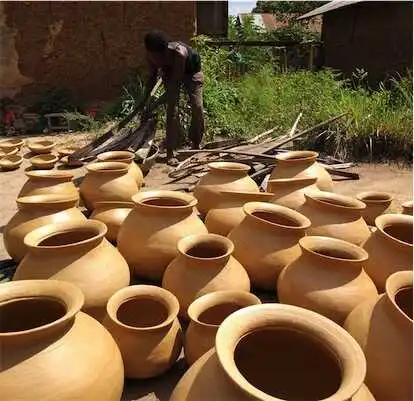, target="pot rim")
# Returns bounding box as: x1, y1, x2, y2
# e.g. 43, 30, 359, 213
216, 304, 366, 401
132, 190, 198, 209
25, 170, 74, 180
207, 162, 251, 173
0, 138, 25, 147
305, 191, 366, 211
374, 213, 413, 248
356, 191, 393, 203
275, 150, 318, 163
385, 270, 413, 324
86, 161, 130, 173
30, 154, 59, 163
0, 147, 18, 157
28, 139, 55, 148
97, 150, 134, 162
0, 155, 23, 164
267, 176, 318, 187
17, 193, 79, 208
93, 200, 135, 209
0, 280, 84, 338
106, 285, 179, 331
